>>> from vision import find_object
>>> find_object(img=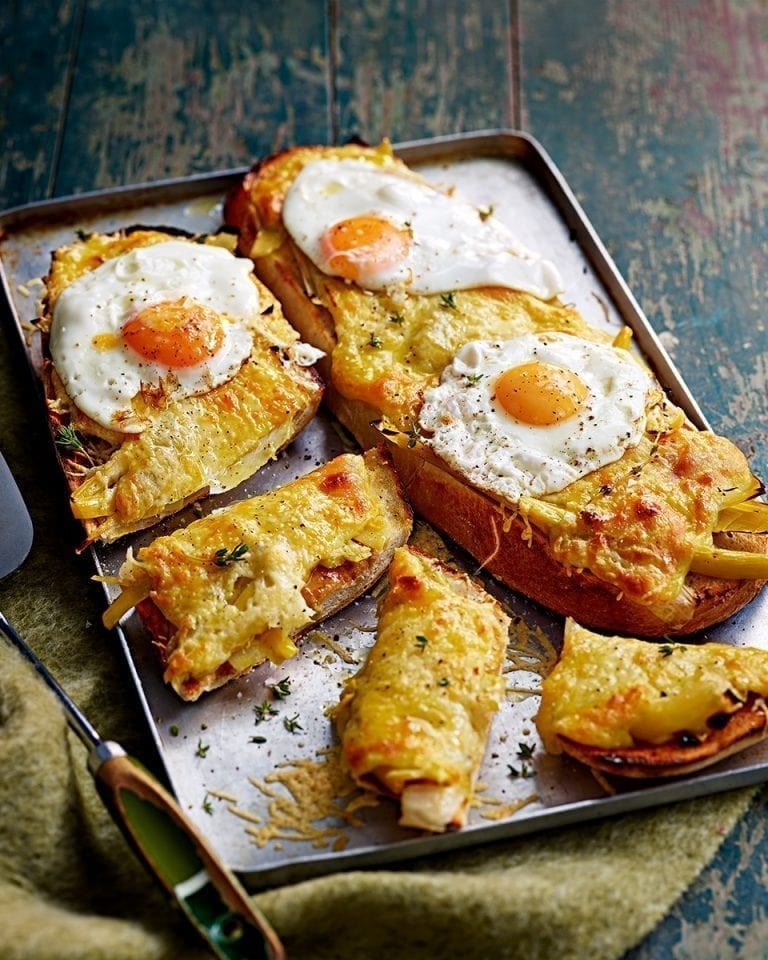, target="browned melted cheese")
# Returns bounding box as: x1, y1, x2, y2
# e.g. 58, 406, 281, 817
536, 619, 768, 752
334, 545, 510, 832
105, 449, 411, 700
531, 417, 759, 622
